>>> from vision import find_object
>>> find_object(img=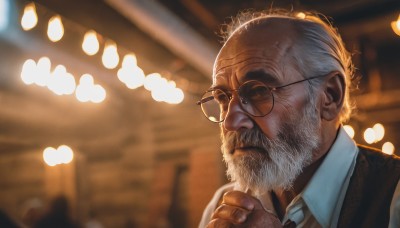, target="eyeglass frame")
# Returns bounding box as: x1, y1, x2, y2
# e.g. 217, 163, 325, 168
196, 74, 327, 123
